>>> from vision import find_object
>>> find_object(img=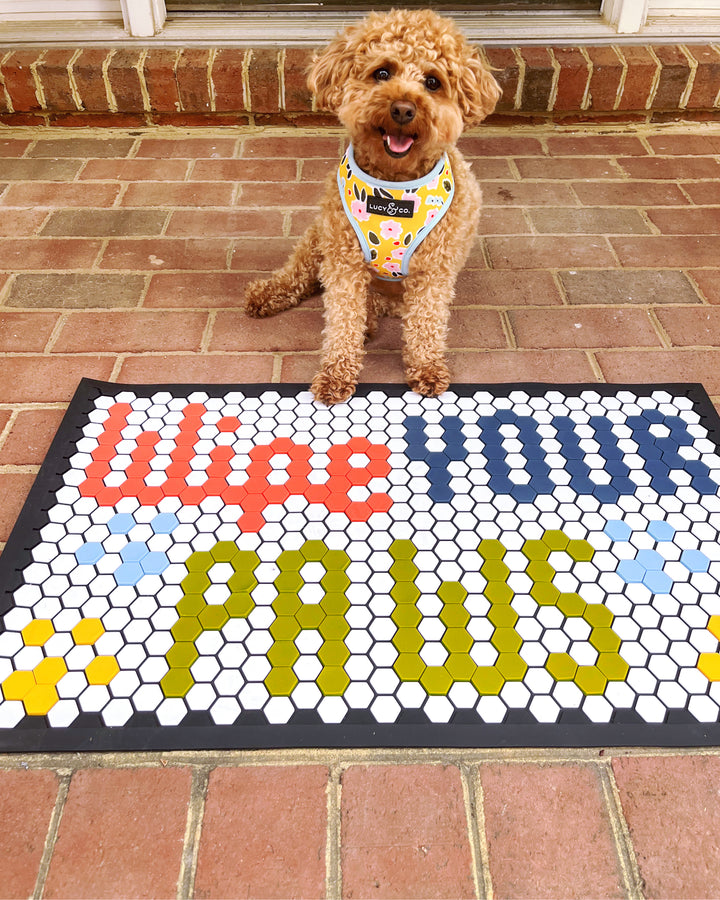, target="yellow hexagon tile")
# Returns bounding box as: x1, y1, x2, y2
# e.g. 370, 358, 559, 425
23, 684, 59, 716
2, 670, 36, 701
708, 616, 720, 642
34, 657, 68, 686
698, 653, 720, 682
85, 655, 120, 685
72, 618, 105, 646
21, 619, 55, 647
